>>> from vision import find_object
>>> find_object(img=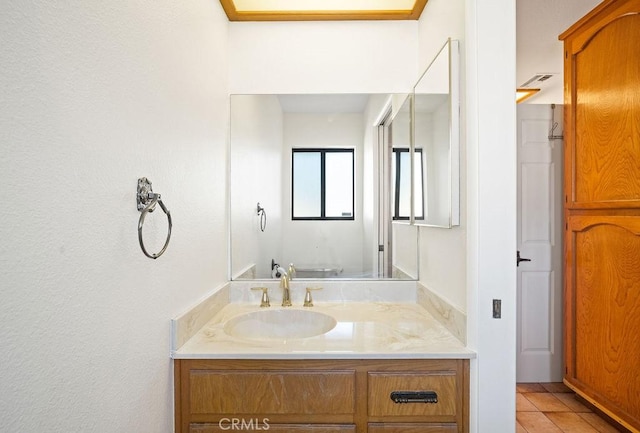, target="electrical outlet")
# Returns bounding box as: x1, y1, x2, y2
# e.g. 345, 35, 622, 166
493, 299, 502, 318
